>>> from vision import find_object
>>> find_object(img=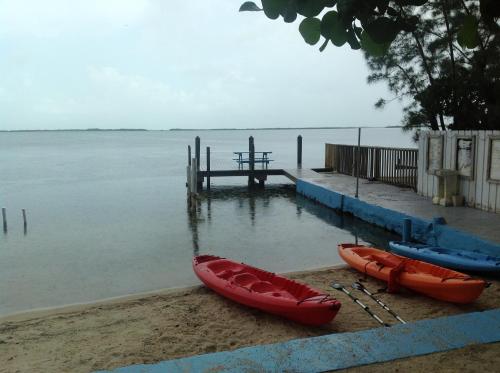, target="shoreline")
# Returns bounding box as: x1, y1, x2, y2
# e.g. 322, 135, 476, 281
0, 264, 348, 323
1, 264, 499, 373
